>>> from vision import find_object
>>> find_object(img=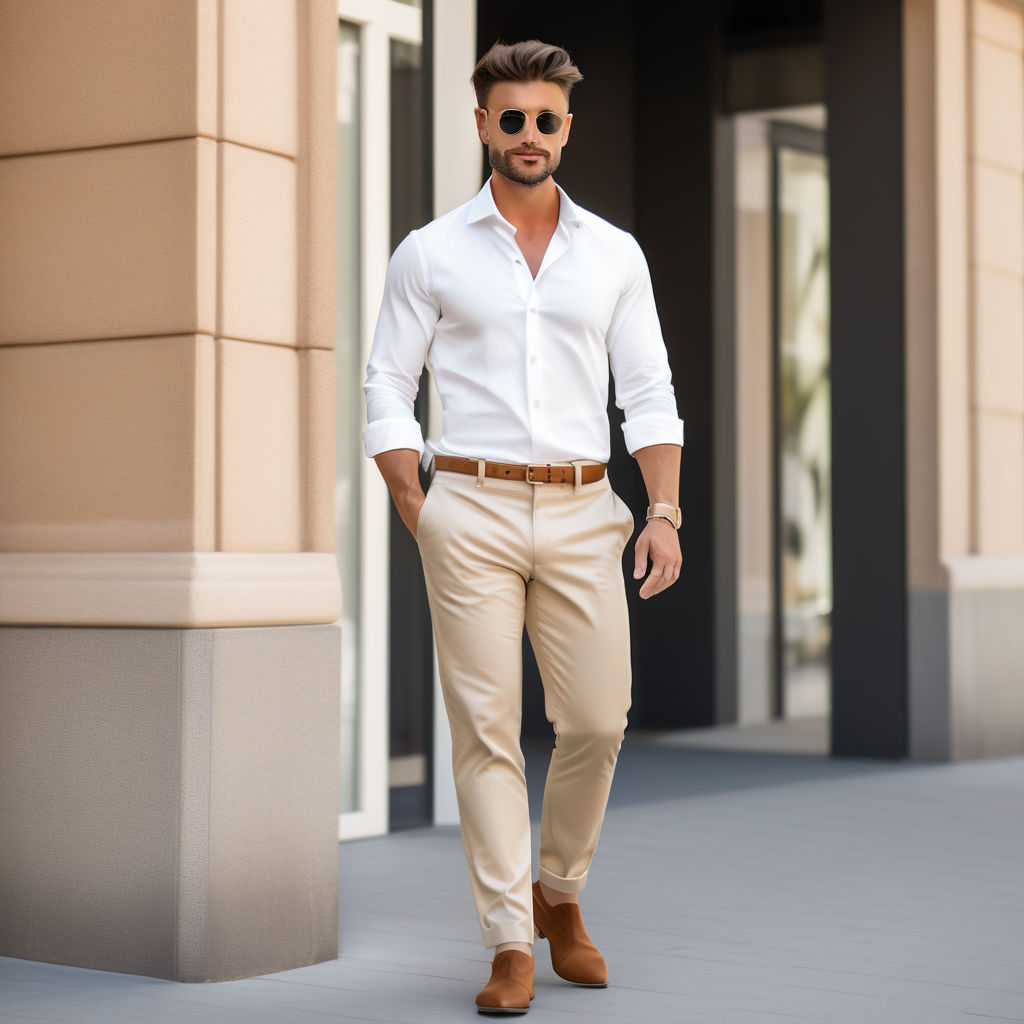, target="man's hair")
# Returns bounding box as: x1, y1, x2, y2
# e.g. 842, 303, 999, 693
470, 39, 583, 109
